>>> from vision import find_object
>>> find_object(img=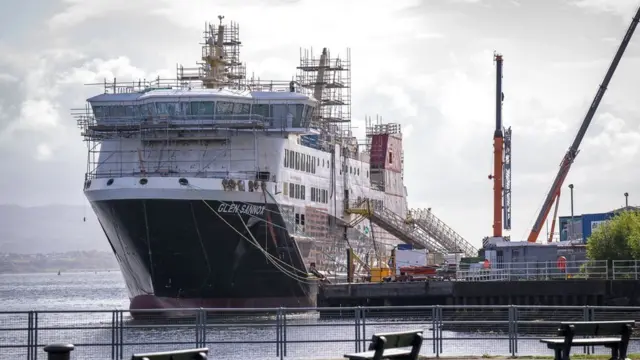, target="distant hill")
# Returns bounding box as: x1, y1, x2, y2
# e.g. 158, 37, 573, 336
0, 250, 119, 273
0, 204, 110, 254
